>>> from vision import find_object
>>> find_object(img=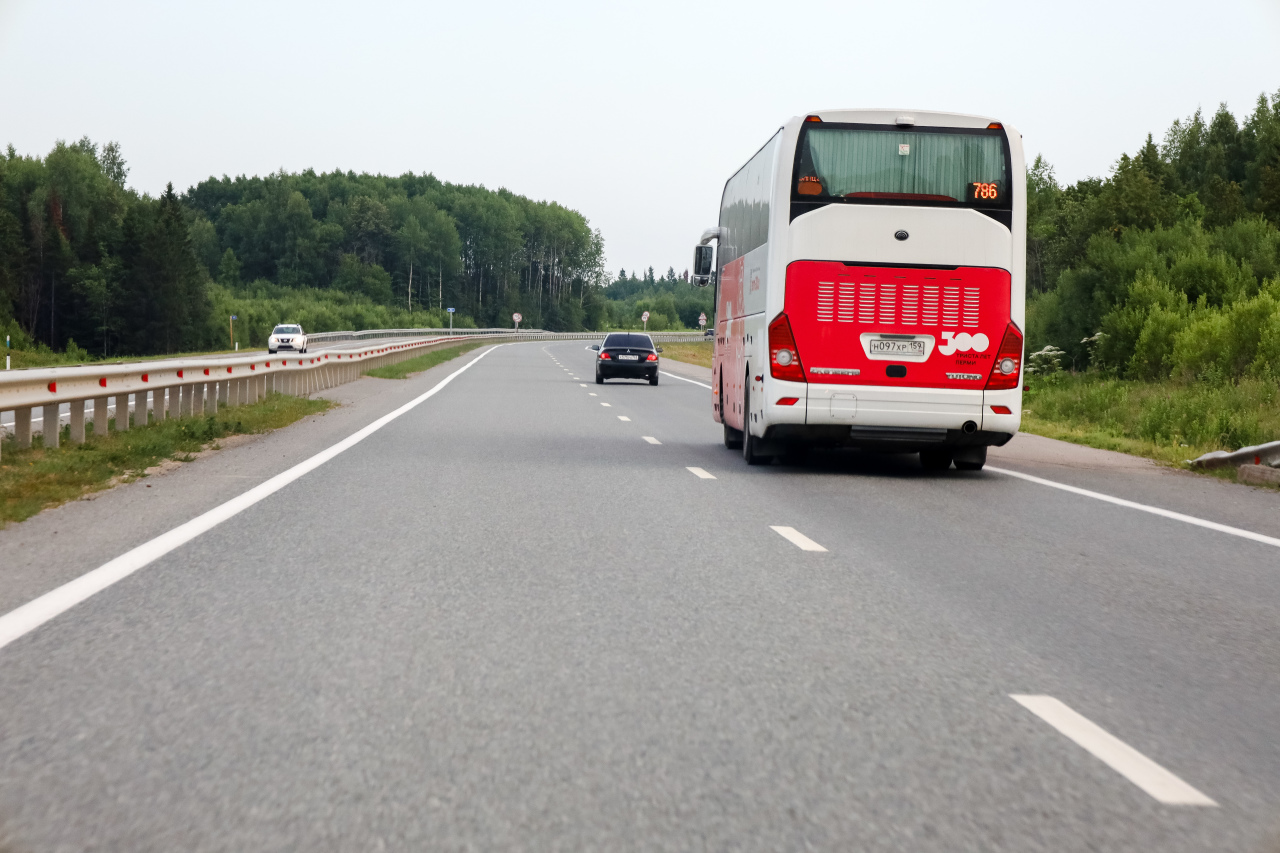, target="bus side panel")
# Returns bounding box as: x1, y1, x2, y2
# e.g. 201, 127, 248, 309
713, 255, 746, 430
